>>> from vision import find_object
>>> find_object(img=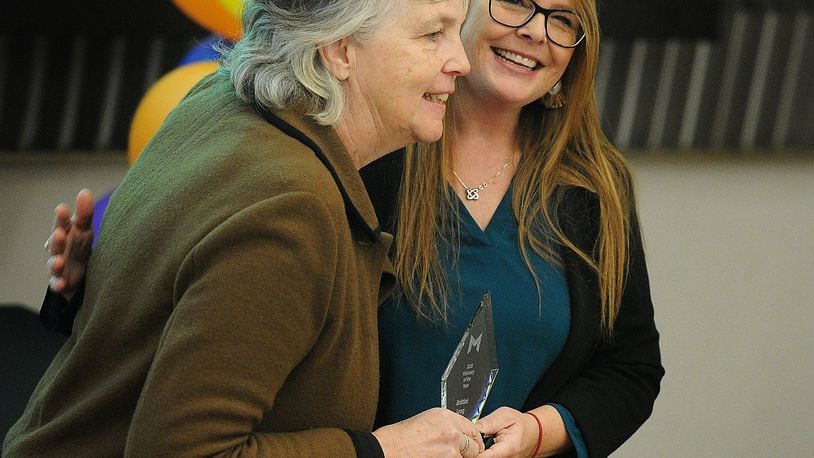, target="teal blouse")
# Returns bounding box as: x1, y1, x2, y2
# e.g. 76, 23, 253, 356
377, 188, 587, 455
